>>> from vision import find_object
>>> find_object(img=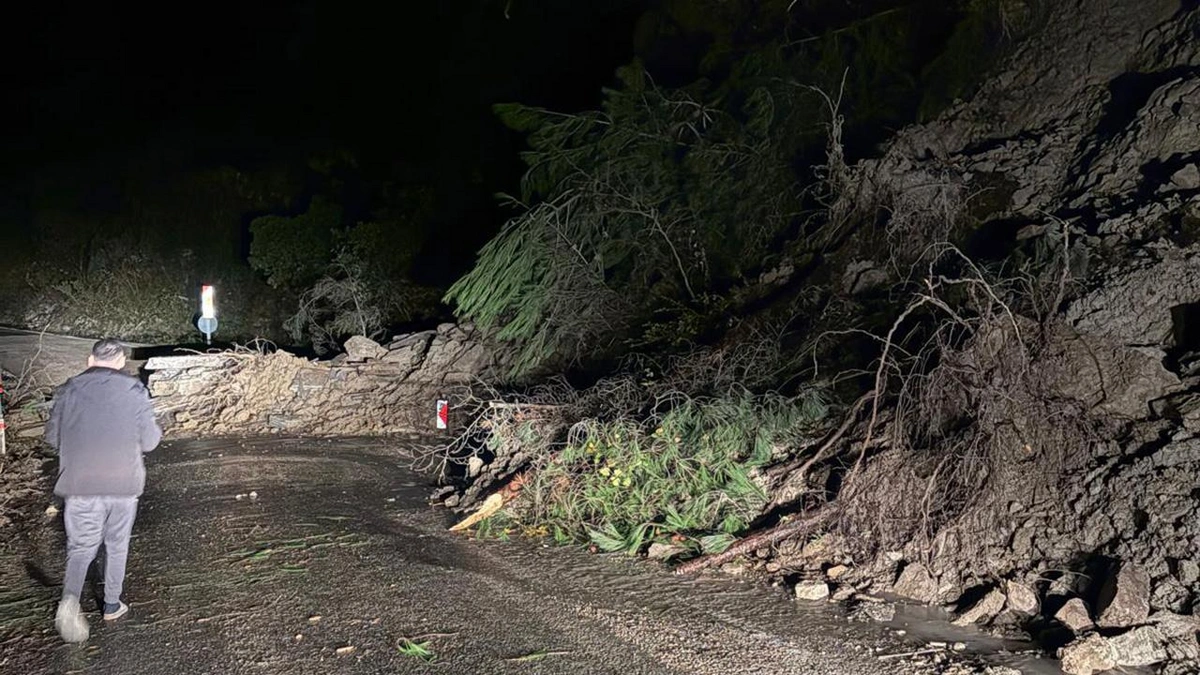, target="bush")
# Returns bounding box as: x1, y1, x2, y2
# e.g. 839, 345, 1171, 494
248, 197, 341, 291
285, 246, 438, 354
486, 391, 828, 555
40, 254, 194, 342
